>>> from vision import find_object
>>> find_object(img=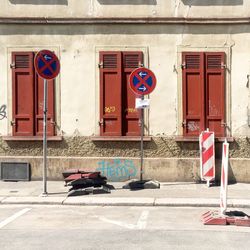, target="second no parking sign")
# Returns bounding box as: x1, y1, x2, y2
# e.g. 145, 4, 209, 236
129, 67, 156, 96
